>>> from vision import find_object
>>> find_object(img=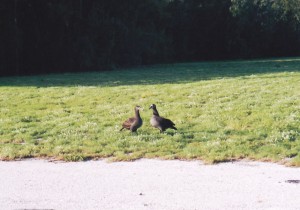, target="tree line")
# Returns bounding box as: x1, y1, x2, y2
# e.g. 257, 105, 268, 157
1, 0, 300, 76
